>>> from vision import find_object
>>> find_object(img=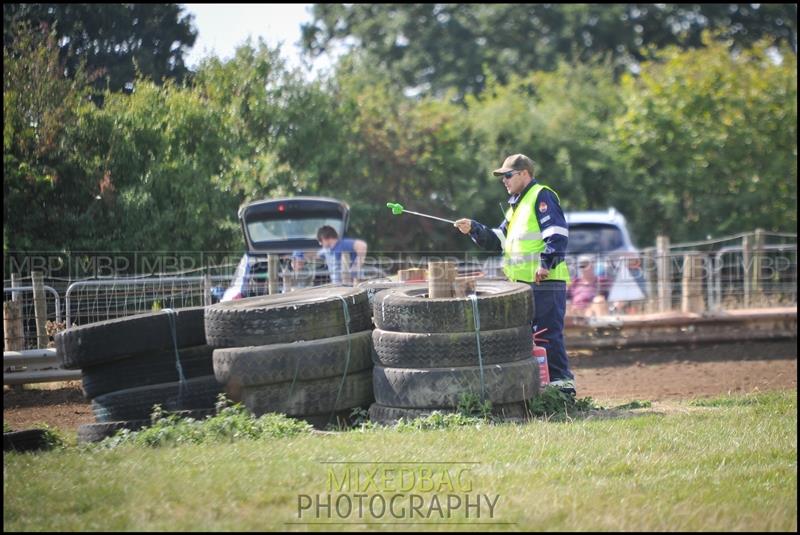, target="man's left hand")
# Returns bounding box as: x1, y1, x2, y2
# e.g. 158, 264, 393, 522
534, 267, 550, 284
